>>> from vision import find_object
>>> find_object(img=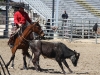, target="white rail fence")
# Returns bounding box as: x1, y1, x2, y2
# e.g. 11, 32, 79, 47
0, 18, 100, 42
43, 18, 98, 39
